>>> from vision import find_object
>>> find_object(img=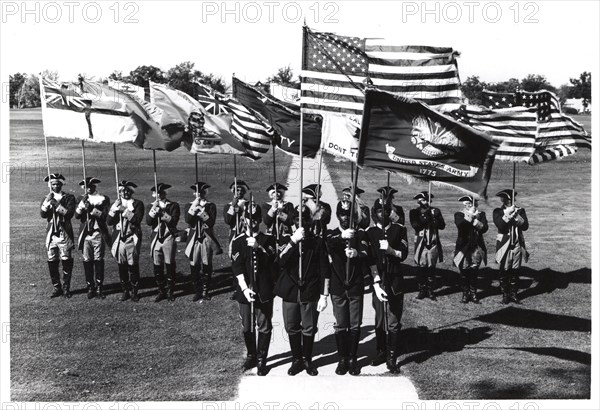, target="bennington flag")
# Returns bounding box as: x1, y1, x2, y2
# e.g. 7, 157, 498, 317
450, 105, 538, 162
40, 78, 138, 144
357, 90, 498, 198
300, 26, 462, 116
